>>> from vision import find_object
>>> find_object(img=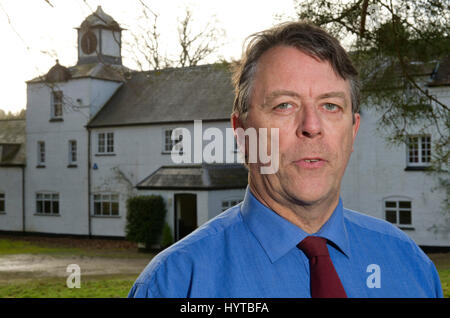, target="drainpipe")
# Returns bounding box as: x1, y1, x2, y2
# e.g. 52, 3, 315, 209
87, 128, 92, 238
